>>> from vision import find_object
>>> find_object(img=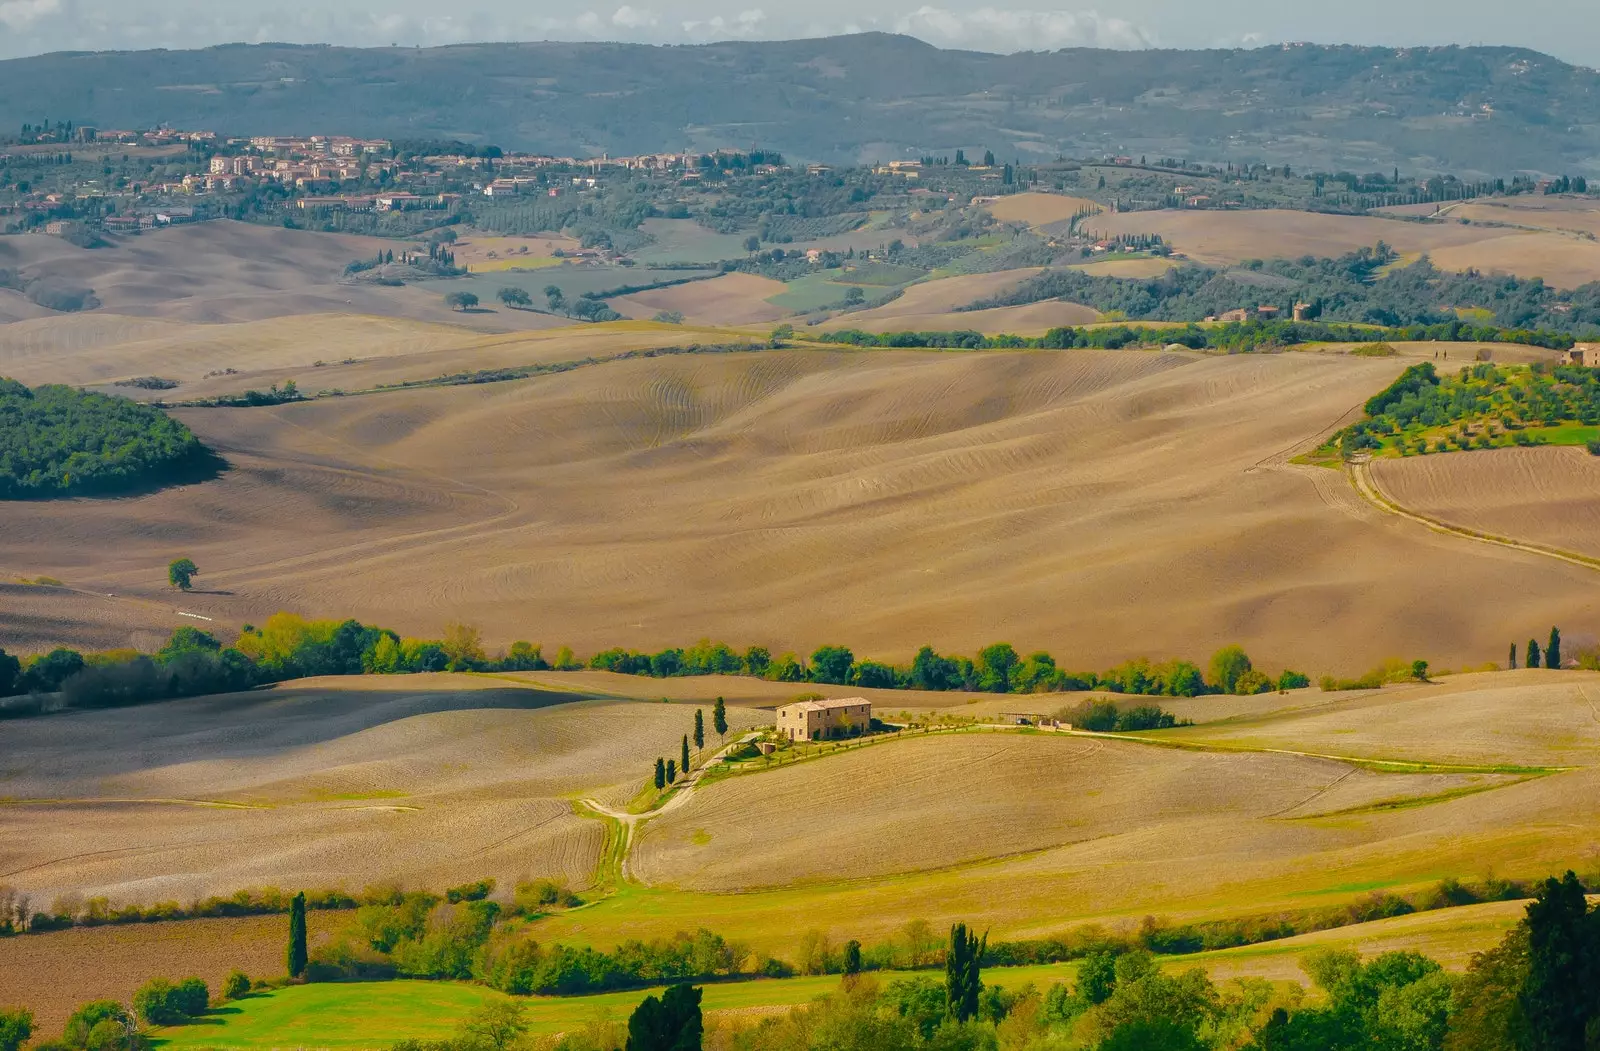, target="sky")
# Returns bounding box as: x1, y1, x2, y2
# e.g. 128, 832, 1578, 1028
0, 0, 1595, 65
